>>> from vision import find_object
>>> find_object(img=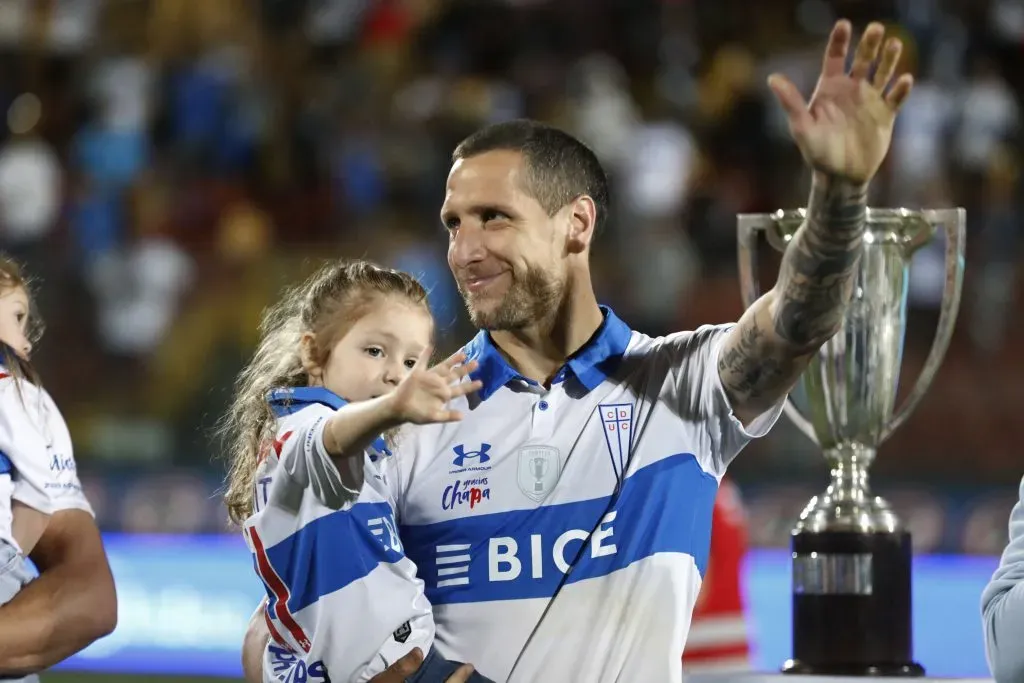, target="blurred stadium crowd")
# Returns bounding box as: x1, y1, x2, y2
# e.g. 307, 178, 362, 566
0, 0, 1021, 551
